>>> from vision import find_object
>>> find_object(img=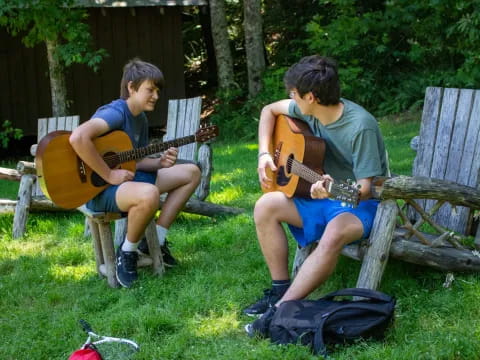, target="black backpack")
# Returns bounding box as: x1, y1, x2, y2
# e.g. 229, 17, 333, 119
268, 288, 396, 356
